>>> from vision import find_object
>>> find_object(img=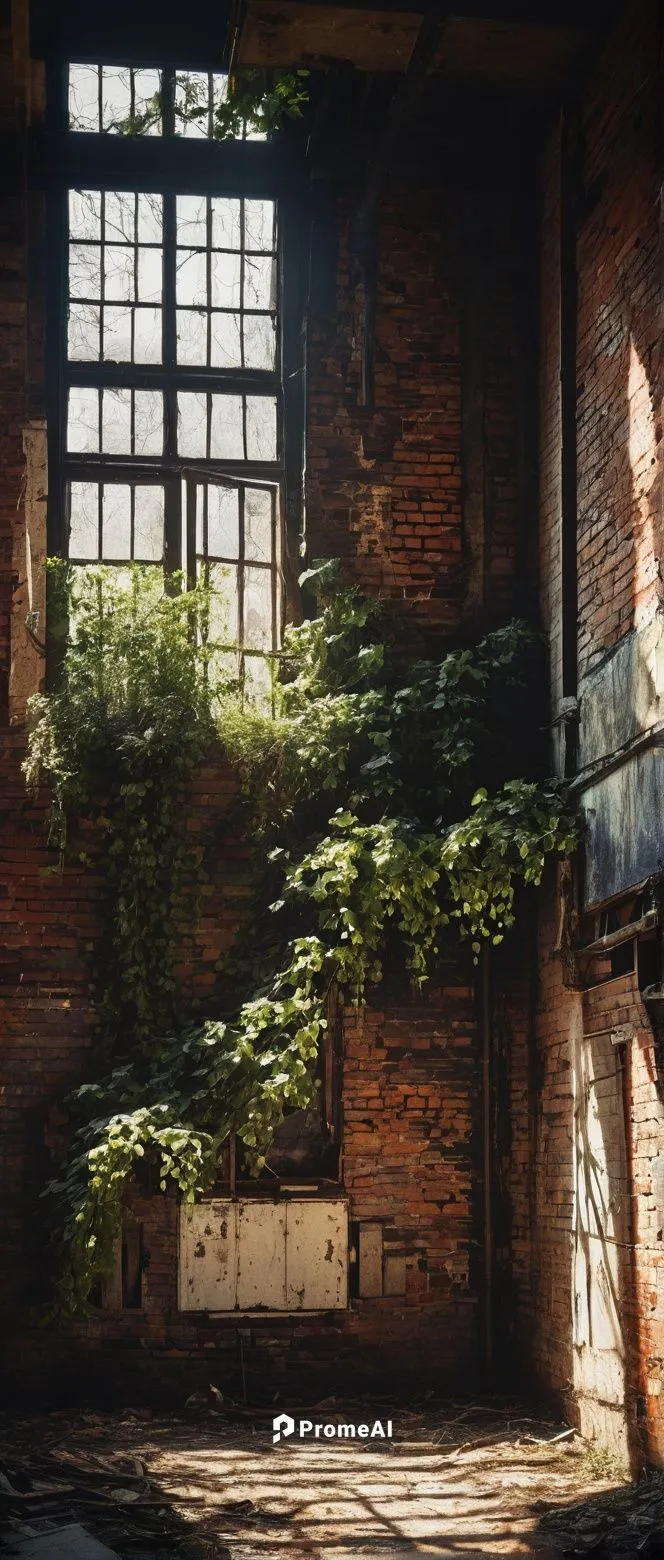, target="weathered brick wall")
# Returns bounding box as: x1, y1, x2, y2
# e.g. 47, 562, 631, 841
305, 102, 535, 636
0, 41, 538, 1397
534, 0, 664, 1463
0, 0, 28, 724
4, 987, 481, 1405
0, 733, 248, 1322
576, 0, 663, 676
